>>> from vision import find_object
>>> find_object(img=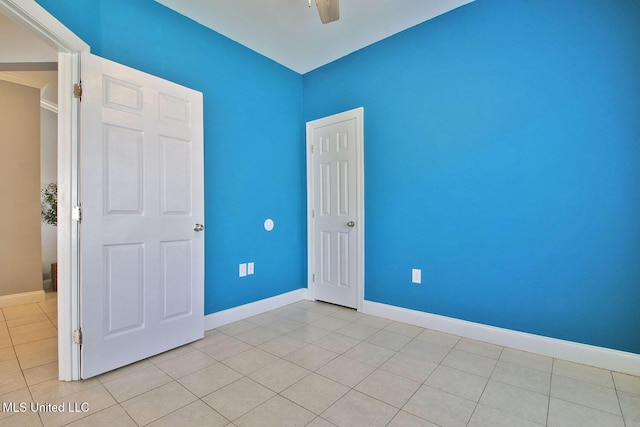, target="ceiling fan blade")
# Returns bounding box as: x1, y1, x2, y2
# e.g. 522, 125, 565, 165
316, 0, 339, 24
